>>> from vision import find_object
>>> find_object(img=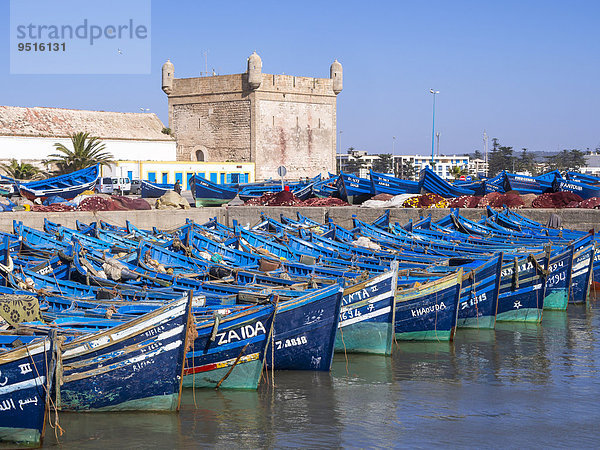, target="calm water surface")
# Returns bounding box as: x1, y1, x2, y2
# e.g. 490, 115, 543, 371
44, 301, 600, 448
